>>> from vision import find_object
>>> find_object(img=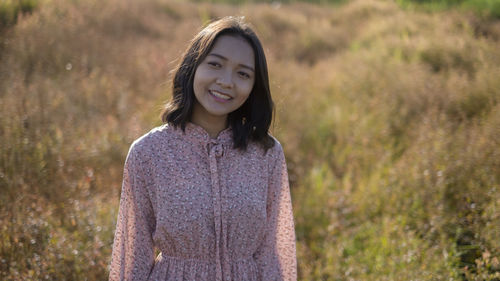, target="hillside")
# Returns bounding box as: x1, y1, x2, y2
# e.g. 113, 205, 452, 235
1, 0, 499, 279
